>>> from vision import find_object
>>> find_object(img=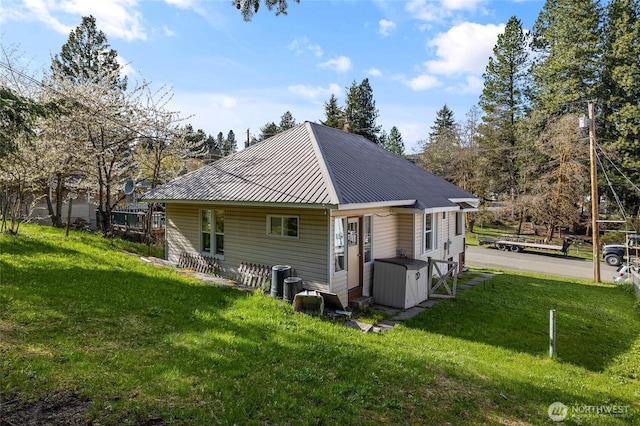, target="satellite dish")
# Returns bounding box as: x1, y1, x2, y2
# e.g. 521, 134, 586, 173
124, 179, 135, 195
